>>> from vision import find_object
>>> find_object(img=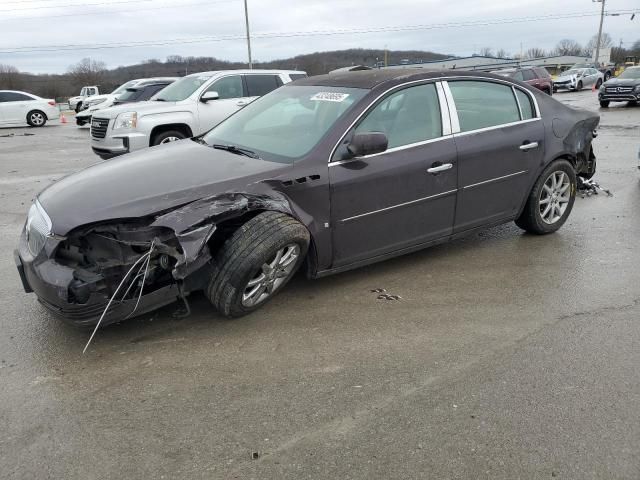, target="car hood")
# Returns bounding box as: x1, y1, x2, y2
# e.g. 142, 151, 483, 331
556, 74, 578, 82
94, 100, 184, 119
603, 78, 639, 87
38, 140, 290, 235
